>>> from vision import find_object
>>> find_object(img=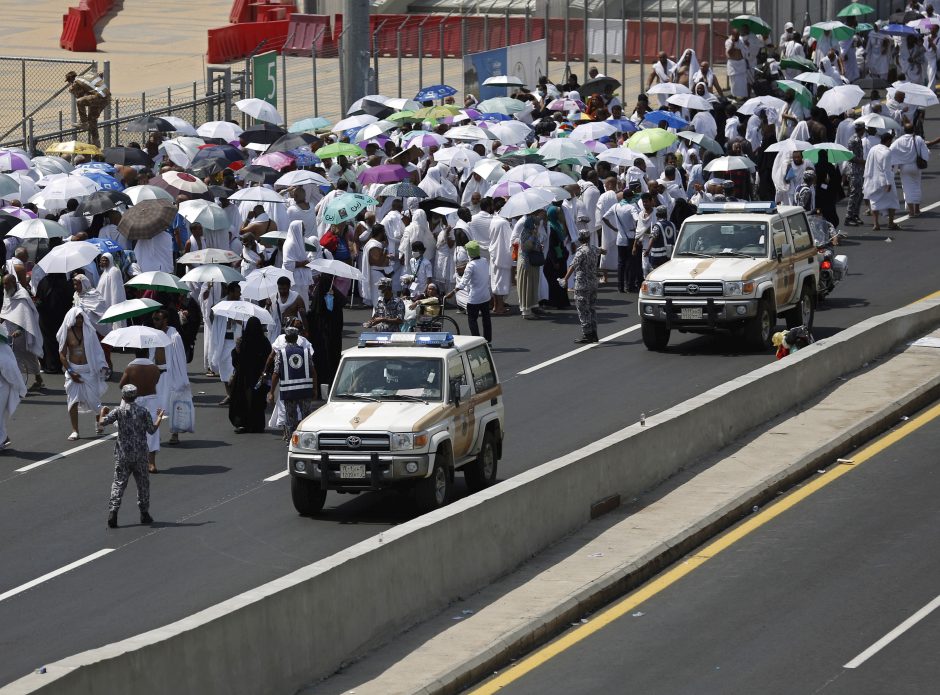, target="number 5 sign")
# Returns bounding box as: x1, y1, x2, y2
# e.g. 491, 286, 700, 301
252, 51, 278, 107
